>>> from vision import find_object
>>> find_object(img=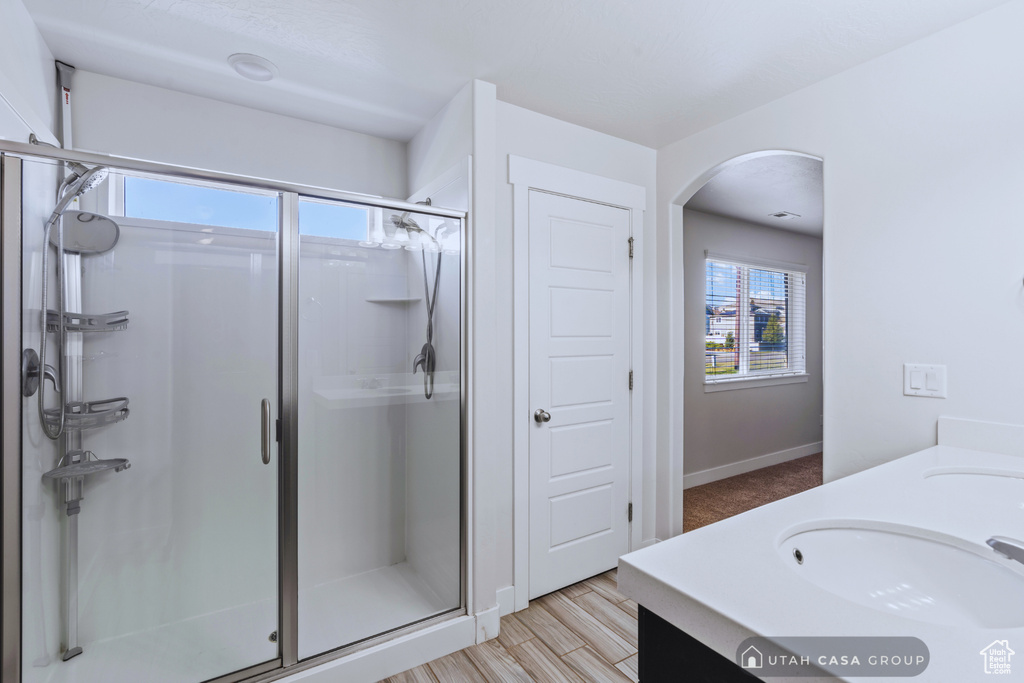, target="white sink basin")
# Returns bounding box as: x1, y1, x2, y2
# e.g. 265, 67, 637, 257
779, 521, 1024, 627
924, 466, 1024, 481
922, 467, 1024, 508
